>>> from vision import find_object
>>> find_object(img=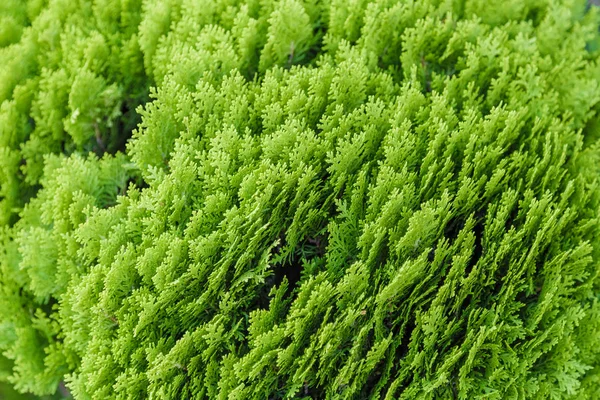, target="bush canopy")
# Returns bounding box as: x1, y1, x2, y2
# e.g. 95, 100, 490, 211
1, 0, 600, 399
